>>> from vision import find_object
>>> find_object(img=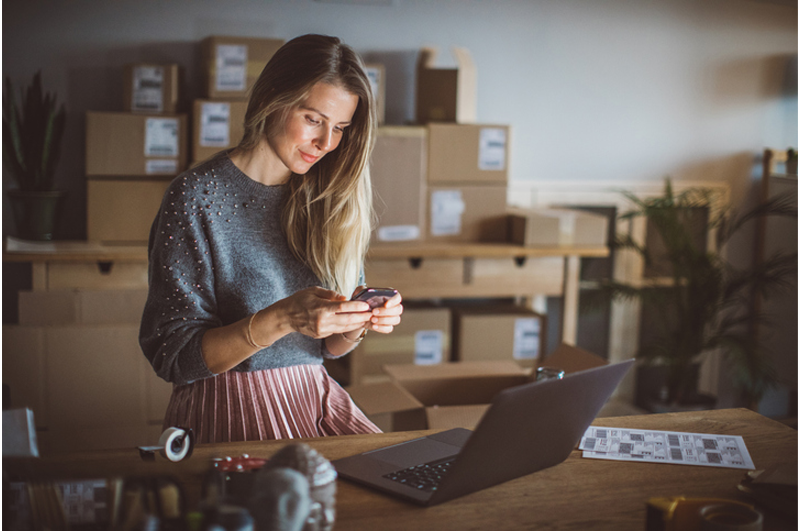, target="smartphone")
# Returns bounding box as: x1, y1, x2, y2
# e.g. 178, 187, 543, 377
352, 287, 398, 309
